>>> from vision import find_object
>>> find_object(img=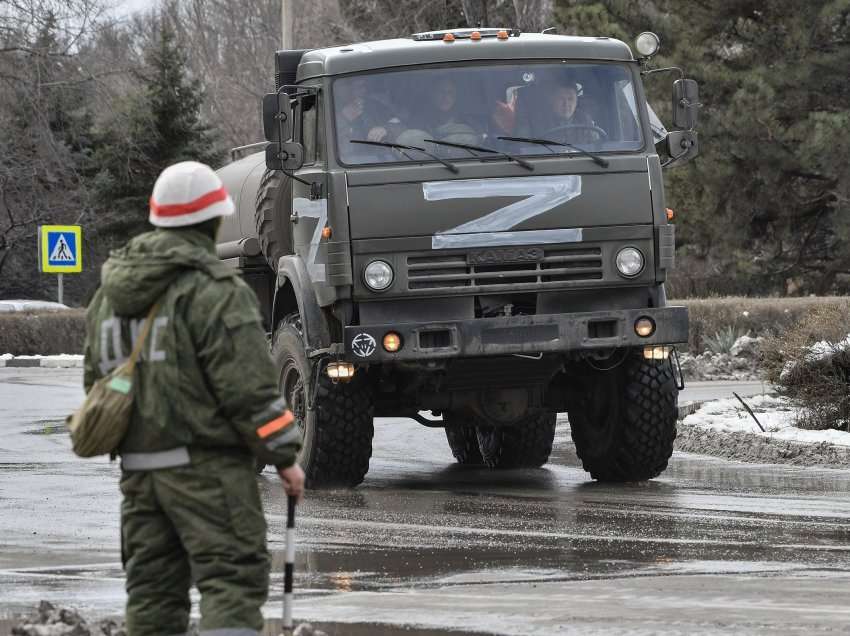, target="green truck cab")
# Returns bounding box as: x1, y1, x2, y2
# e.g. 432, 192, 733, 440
216, 28, 699, 487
